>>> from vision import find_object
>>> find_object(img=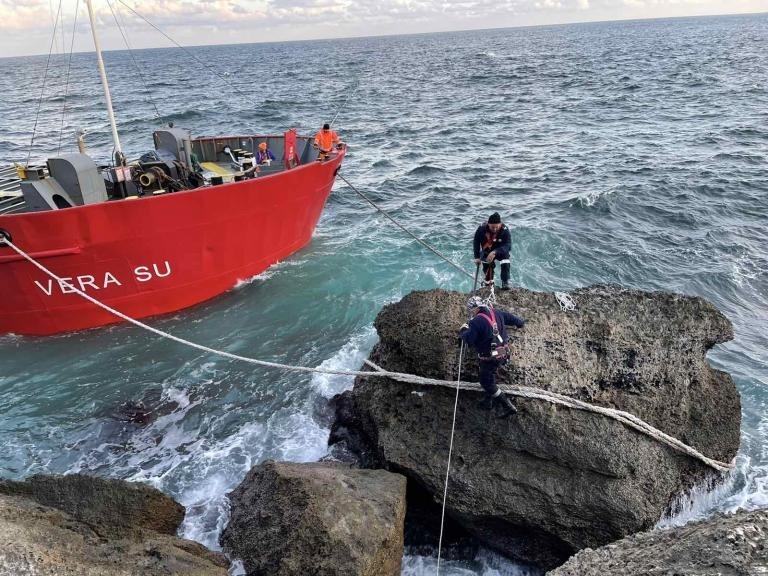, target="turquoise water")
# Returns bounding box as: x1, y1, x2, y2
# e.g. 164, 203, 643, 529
1, 13, 767, 575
